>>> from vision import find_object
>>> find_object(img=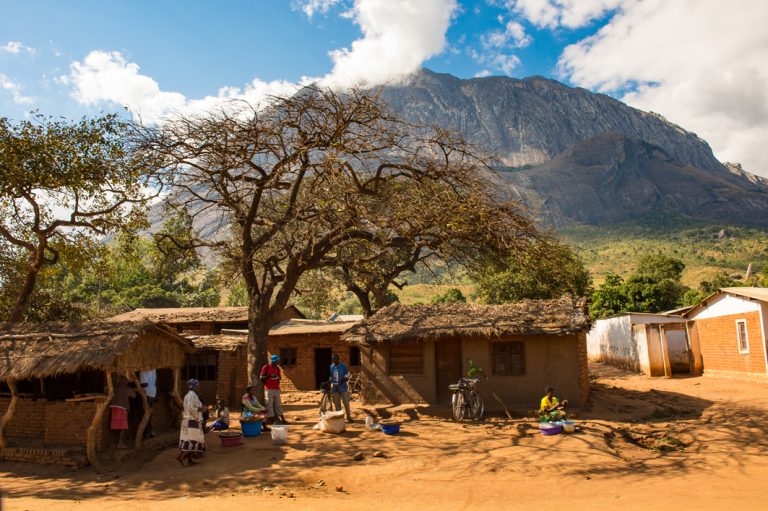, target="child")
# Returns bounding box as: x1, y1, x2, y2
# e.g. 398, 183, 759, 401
210, 407, 230, 431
